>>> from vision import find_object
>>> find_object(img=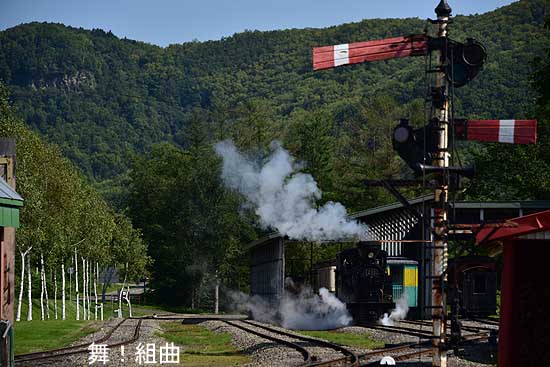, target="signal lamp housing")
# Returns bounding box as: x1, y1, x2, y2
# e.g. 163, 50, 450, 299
447, 38, 487, 87
392, 118, 439, 175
